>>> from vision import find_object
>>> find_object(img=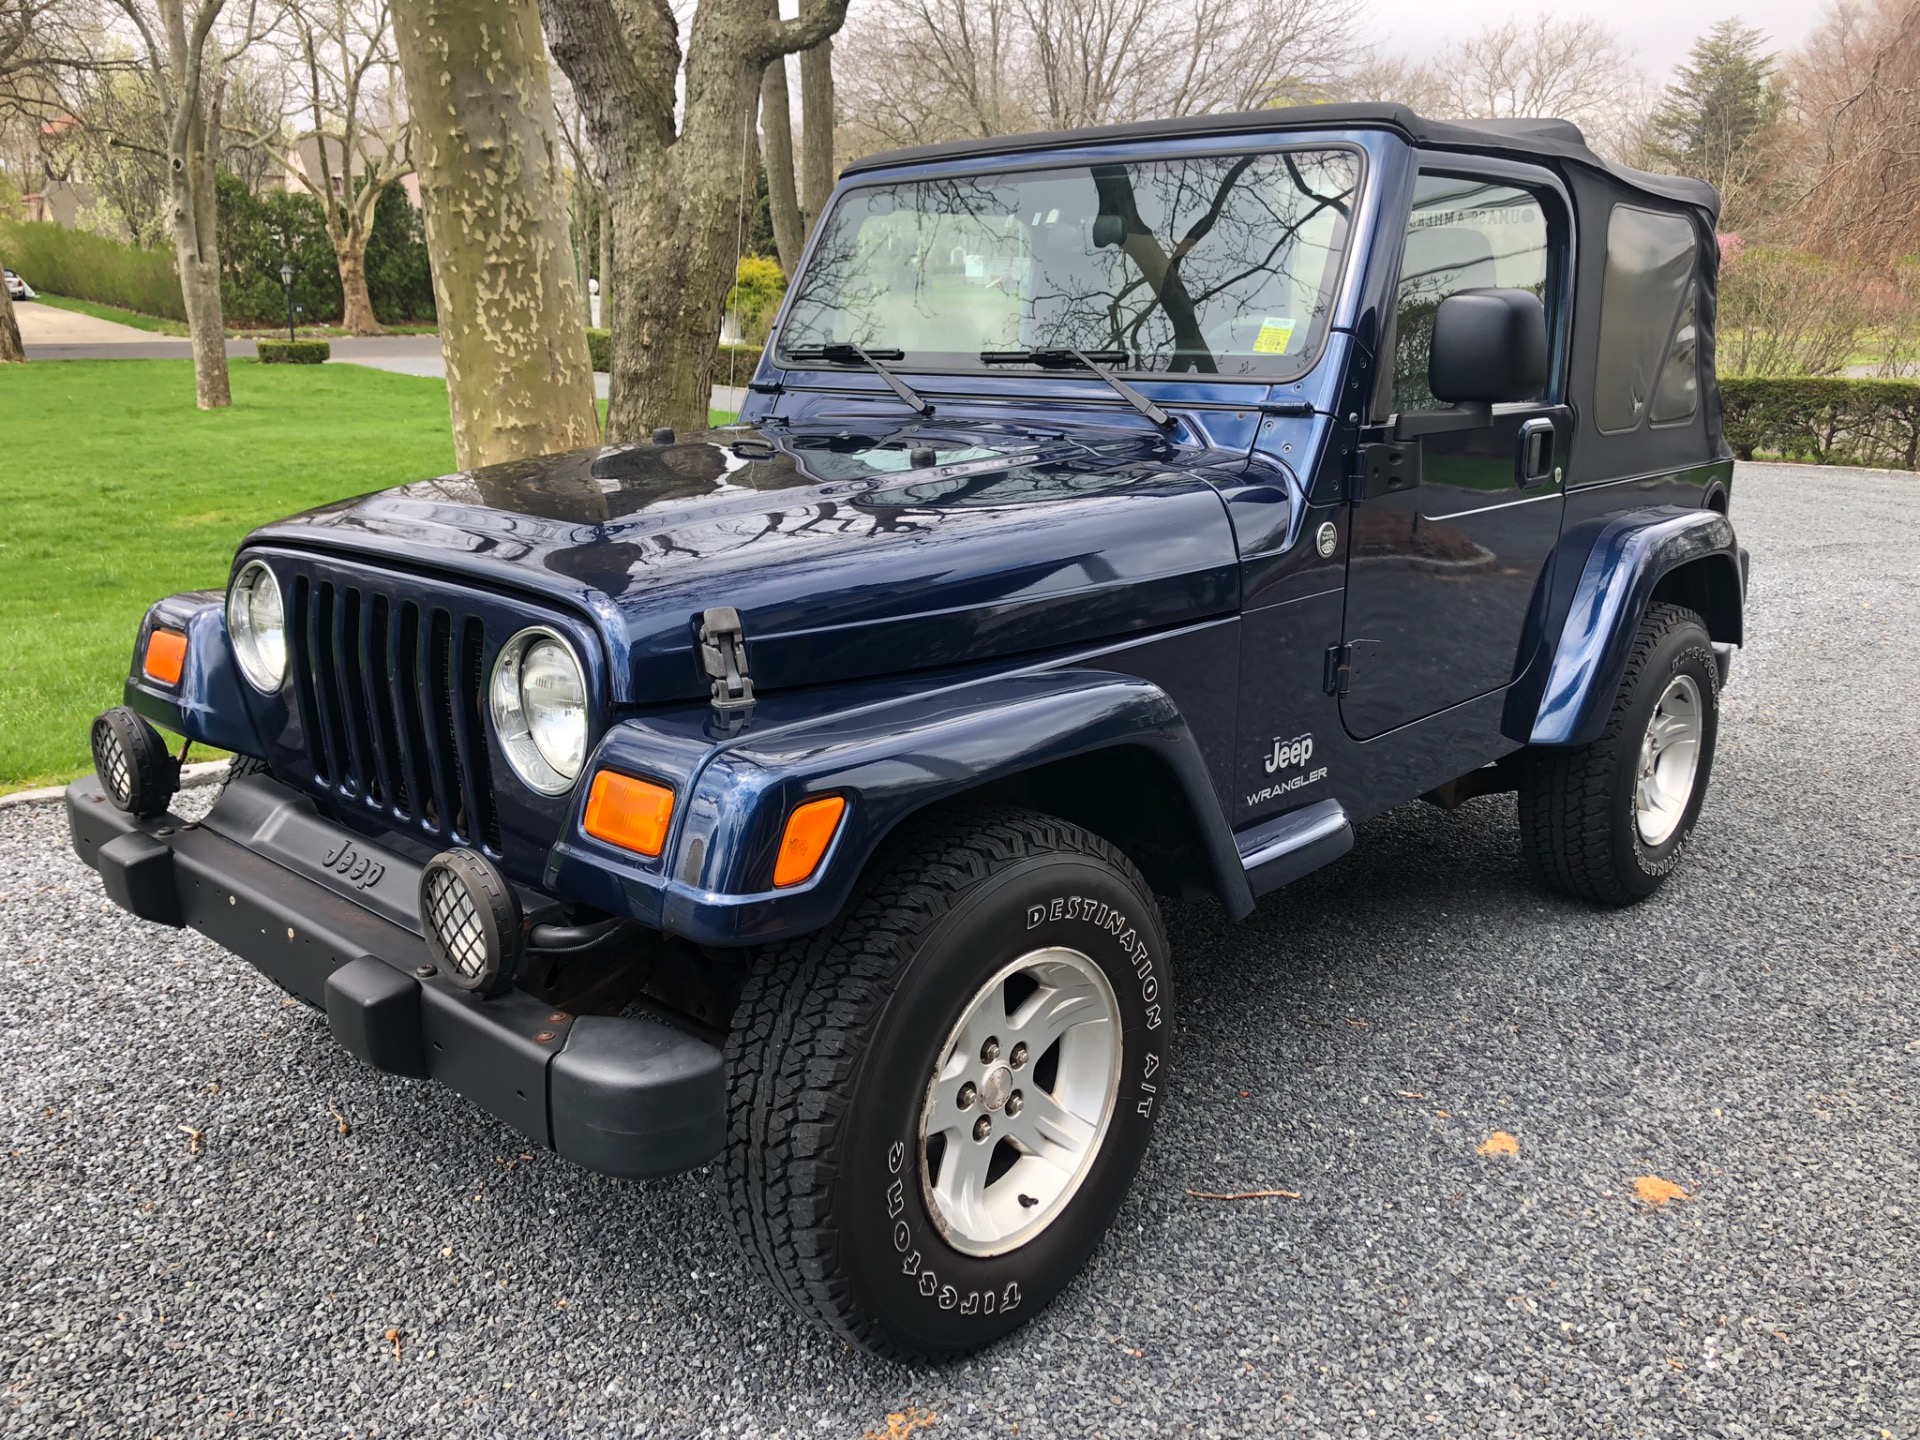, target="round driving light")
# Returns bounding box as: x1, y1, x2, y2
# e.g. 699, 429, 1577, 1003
227, 560, 287, 692
489, 628, 588, 795
90, 706, 178, 818
418, 849, 523, 997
